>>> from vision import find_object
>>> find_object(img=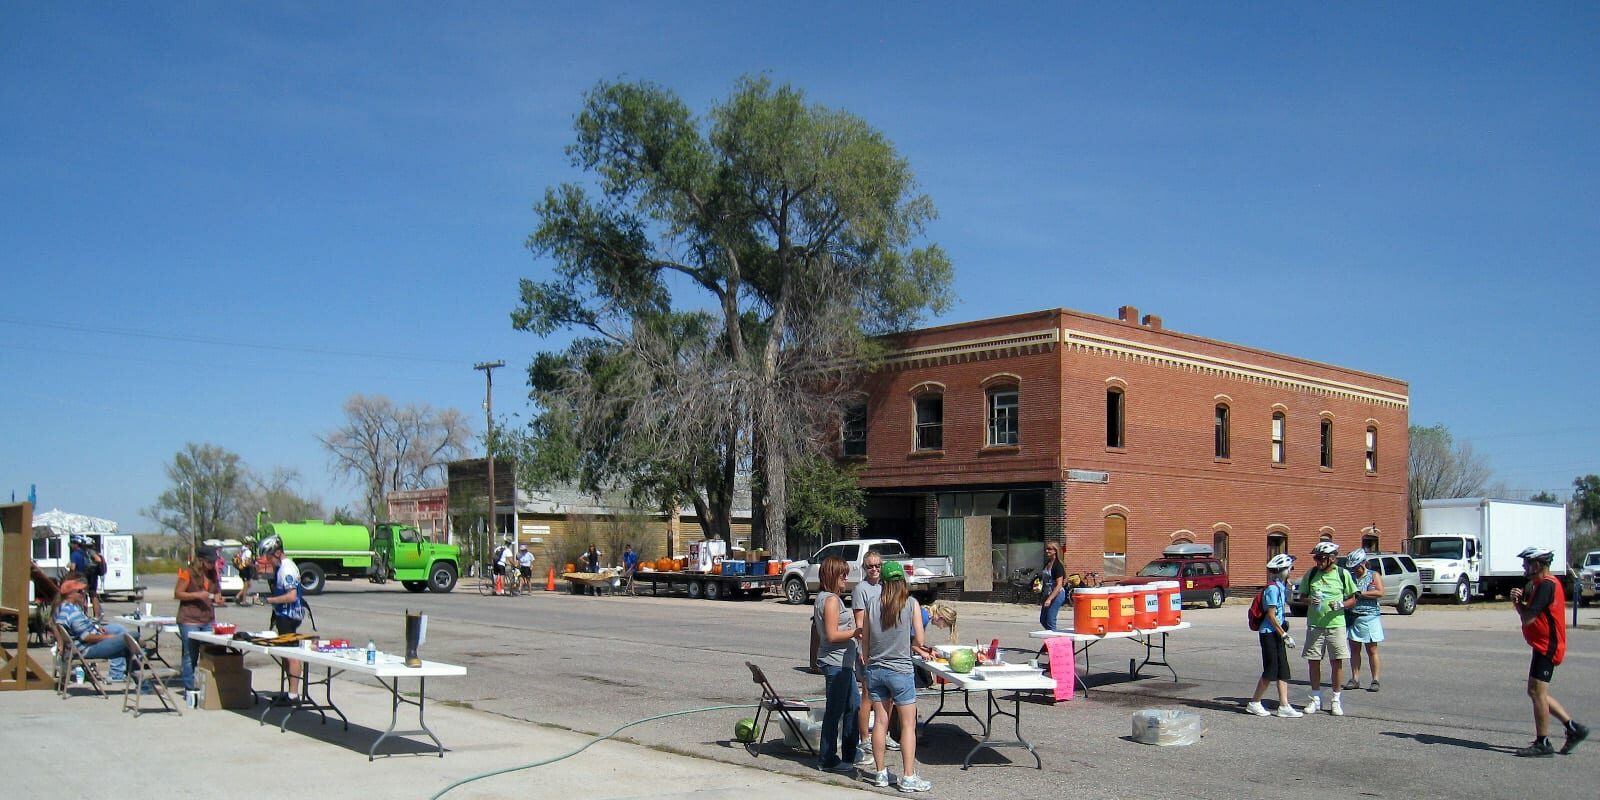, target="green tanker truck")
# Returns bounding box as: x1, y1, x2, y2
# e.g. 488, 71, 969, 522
255, 511, 460, 594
